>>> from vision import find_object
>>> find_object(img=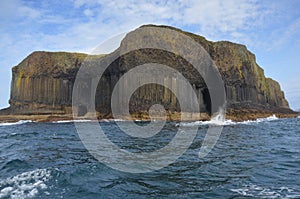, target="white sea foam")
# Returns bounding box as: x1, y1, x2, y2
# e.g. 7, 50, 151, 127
236, 114, 278, 125
230, 184, 300, 198
99, 118, 126, 122
0, 120, 32, 127
0, 169, 51, 199
53, 119, 94, 123
180, 114, 279, 127
54, 118, 127, 123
